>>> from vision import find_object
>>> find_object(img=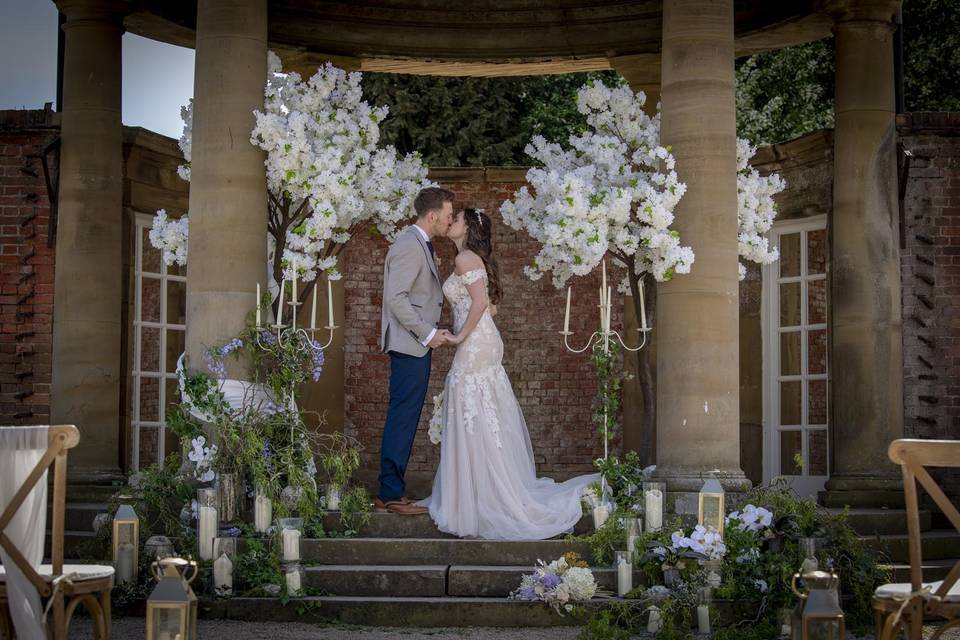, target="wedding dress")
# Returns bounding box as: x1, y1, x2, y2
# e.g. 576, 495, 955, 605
419, 268, 599, 540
